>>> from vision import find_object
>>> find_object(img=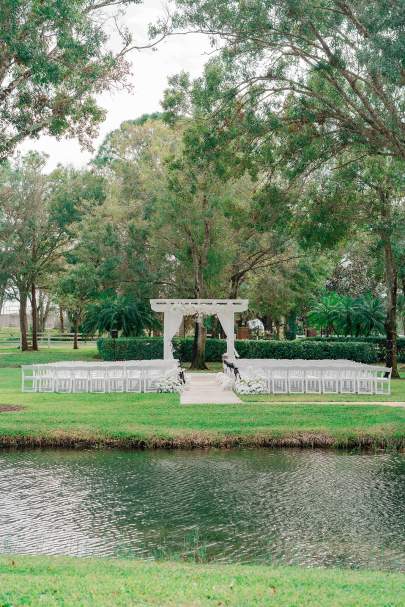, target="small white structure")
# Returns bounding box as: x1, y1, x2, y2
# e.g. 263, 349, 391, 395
150, 299, 249, 360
